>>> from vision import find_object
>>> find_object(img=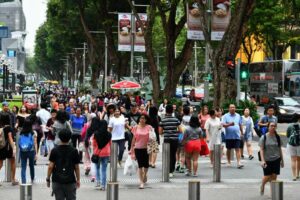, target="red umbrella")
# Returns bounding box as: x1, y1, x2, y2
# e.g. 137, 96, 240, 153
111, 80, 141, 89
